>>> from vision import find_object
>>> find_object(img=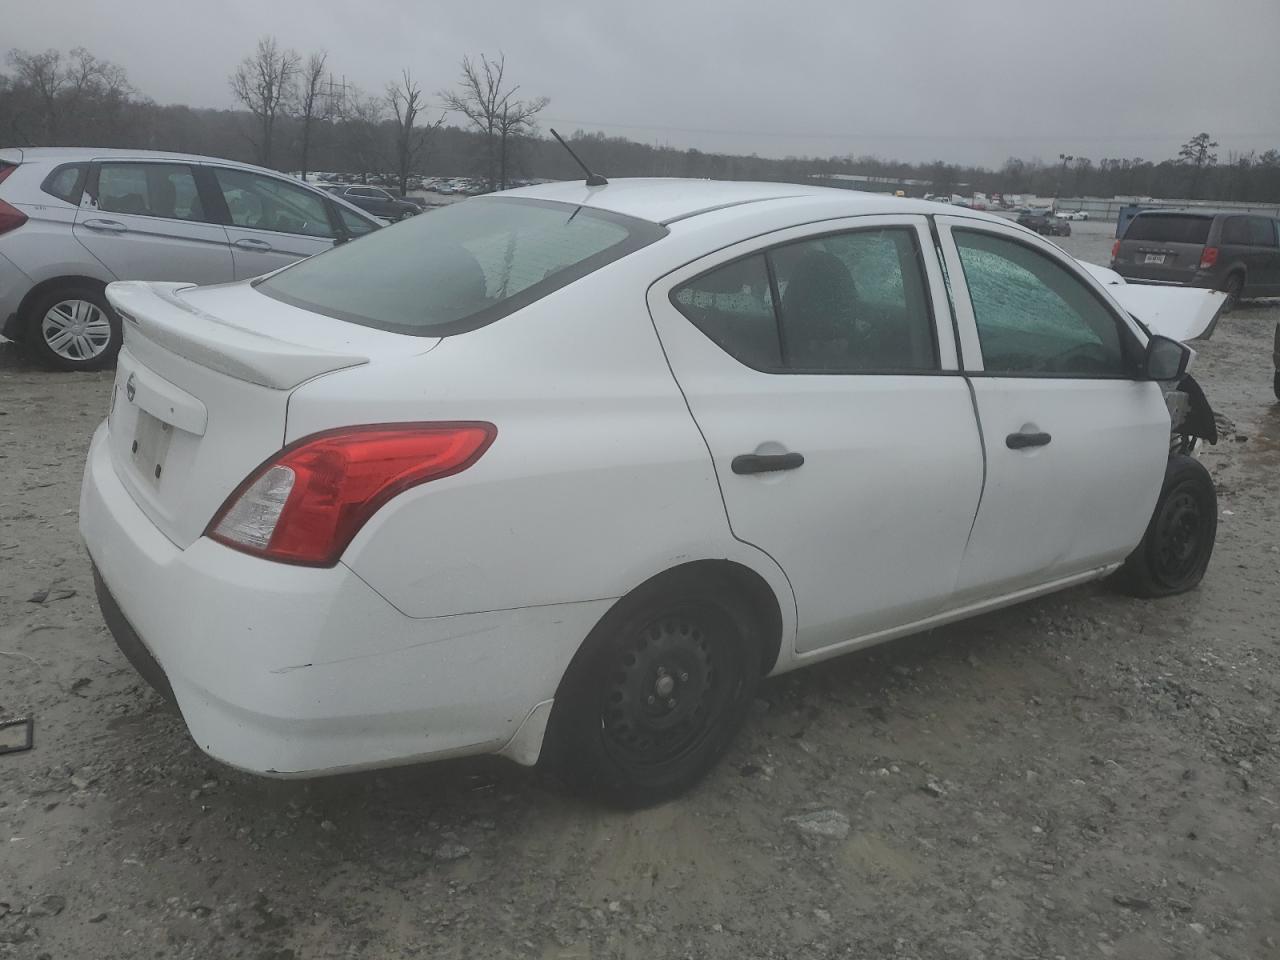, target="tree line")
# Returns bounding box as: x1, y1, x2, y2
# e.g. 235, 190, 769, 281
4, 41, 1280, 203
